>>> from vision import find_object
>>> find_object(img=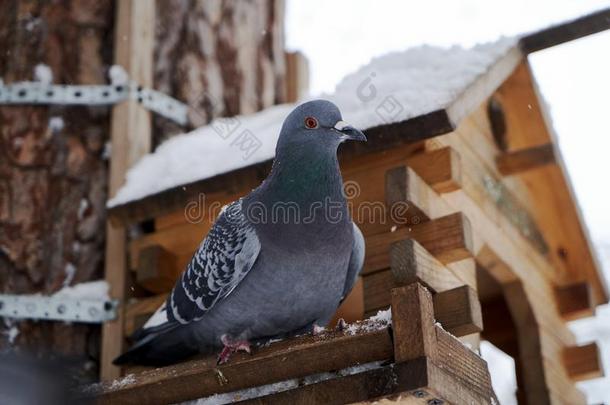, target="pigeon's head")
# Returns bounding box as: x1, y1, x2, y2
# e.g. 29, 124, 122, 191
277, 100, 366, 153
